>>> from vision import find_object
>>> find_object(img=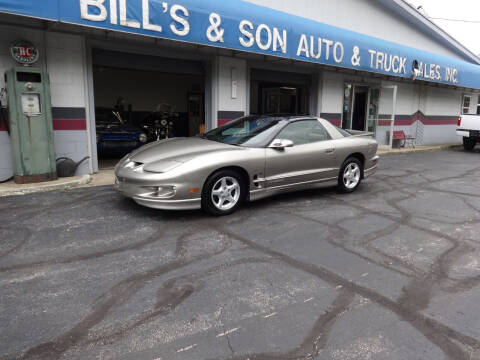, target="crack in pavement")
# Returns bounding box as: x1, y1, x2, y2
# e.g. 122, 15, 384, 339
2, 152, 480, 360
210, 289, 355, 360
1, 229, 233, 360
211, 226, 478, 360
